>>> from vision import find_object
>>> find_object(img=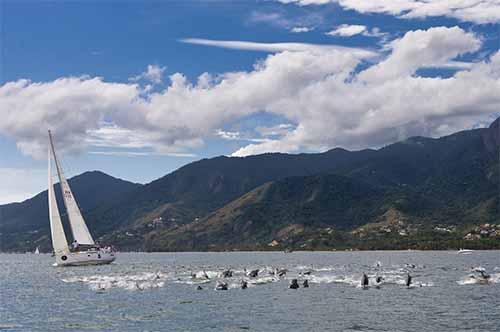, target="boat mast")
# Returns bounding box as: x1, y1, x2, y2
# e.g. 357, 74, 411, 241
48, 130, 95, 245
48, 134, 70, 254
